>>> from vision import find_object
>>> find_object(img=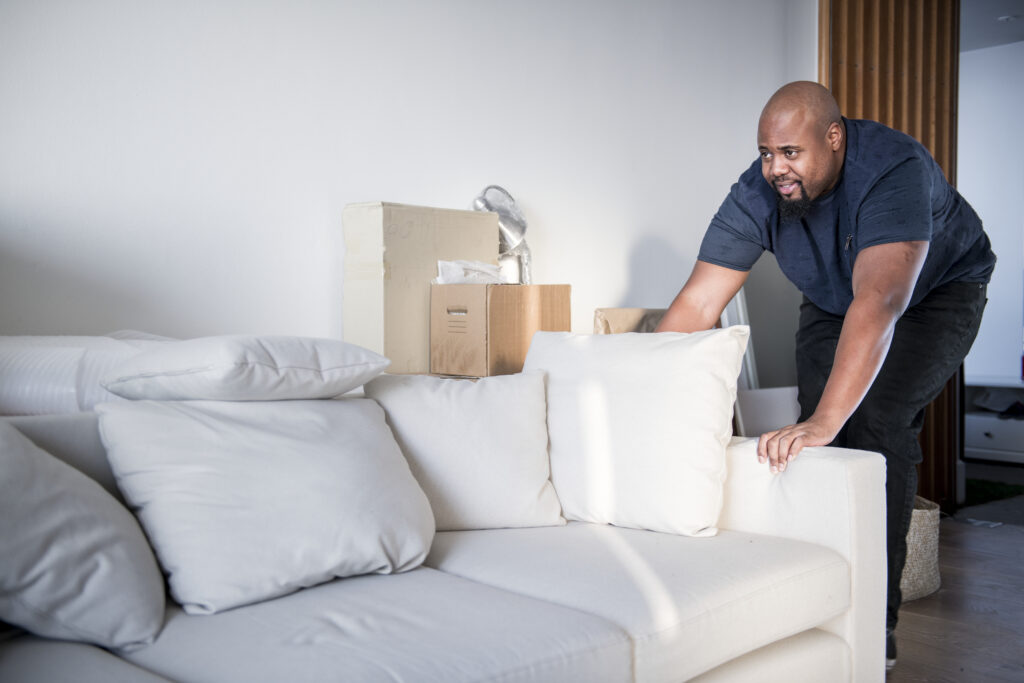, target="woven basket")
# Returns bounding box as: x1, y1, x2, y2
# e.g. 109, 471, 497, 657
900, 496, 941, 601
